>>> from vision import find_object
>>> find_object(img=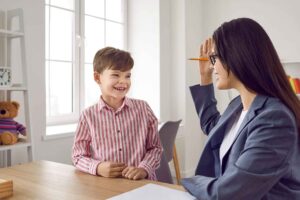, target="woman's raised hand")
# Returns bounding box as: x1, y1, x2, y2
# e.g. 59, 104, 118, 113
199, 38, 214, 85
